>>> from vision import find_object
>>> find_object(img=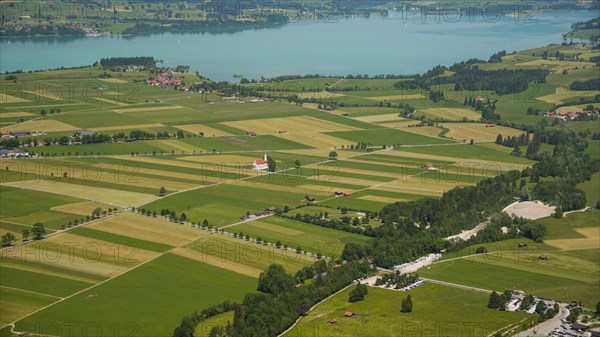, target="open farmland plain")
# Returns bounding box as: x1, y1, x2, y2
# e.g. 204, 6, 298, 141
2, 38, 599, 337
